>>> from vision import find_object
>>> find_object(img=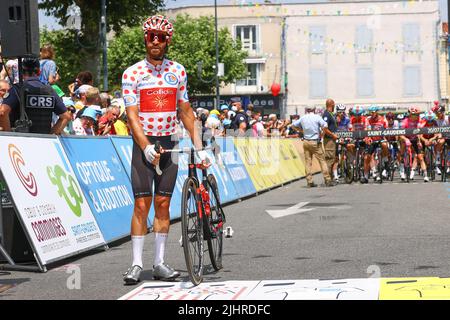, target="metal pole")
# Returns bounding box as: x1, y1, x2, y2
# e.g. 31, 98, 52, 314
101, 0, 108, 92
214, 0, 220, 109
